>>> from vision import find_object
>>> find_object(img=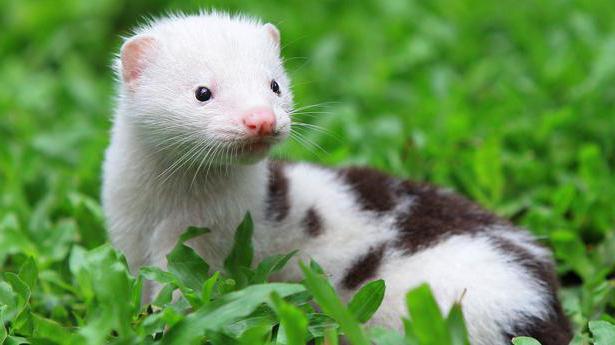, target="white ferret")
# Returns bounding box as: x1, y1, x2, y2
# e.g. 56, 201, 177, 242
102, 12, 571, 345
